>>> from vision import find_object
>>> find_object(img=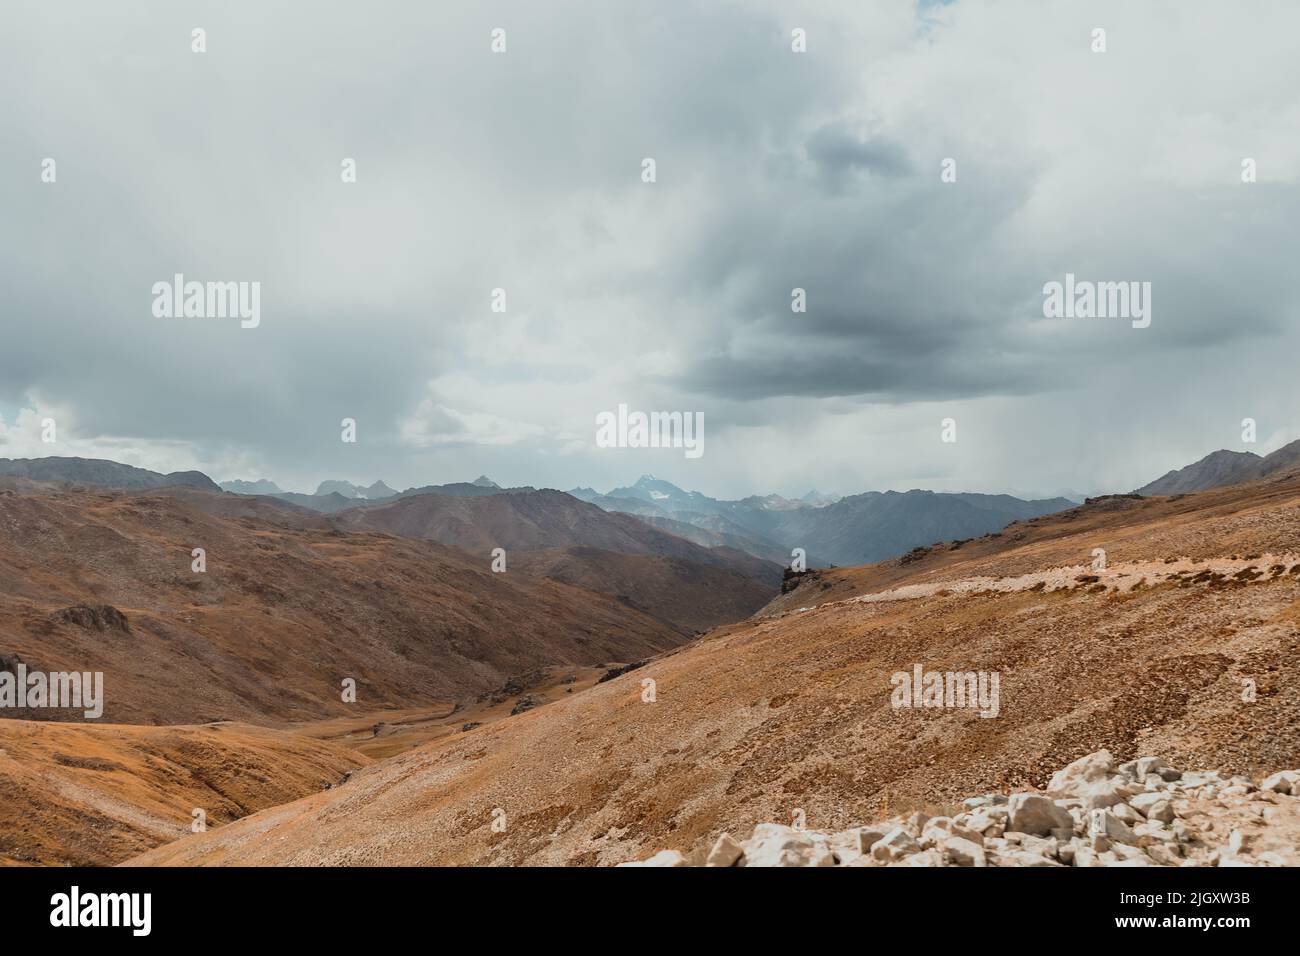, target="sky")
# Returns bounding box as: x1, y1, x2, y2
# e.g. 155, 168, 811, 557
2, 0, 1298, 501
